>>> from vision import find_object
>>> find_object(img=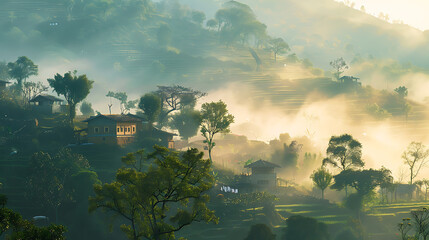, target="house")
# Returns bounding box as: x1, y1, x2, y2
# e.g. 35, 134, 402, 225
29, 94, 64, 114
245, 160, 281, 189
0, 80, 10, 90
83, 114, 175, 148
